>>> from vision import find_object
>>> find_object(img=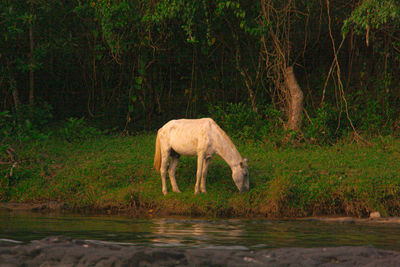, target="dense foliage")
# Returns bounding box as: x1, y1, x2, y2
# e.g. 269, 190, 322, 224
1, 0, 400, 138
